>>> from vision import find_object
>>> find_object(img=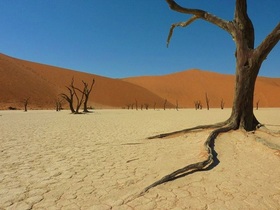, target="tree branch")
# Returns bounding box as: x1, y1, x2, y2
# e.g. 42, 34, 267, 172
165, 0, 233, 36
253, 23, 280, 64
167, 16, 199, 47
